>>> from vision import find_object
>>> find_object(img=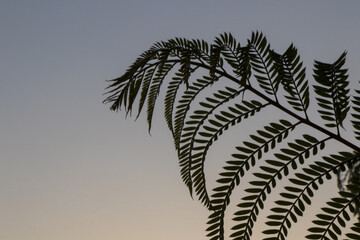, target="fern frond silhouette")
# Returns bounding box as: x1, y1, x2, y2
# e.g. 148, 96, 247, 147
104, 32, 360, 240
